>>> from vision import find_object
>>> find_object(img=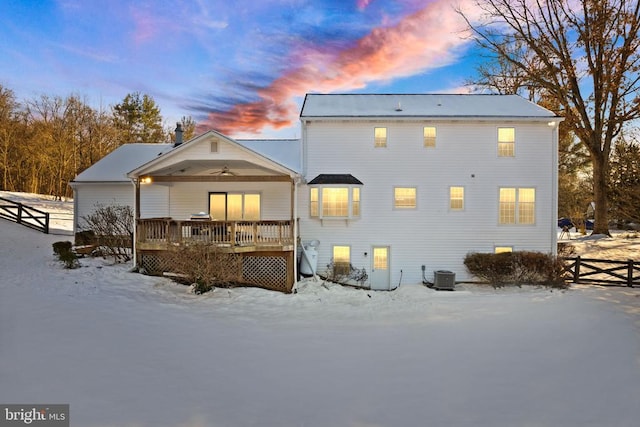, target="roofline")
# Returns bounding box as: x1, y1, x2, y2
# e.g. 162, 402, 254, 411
128, 130, 301, 178
300, 115, 563, 120
69, 180, 131, 186
302, 92, 521, 96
